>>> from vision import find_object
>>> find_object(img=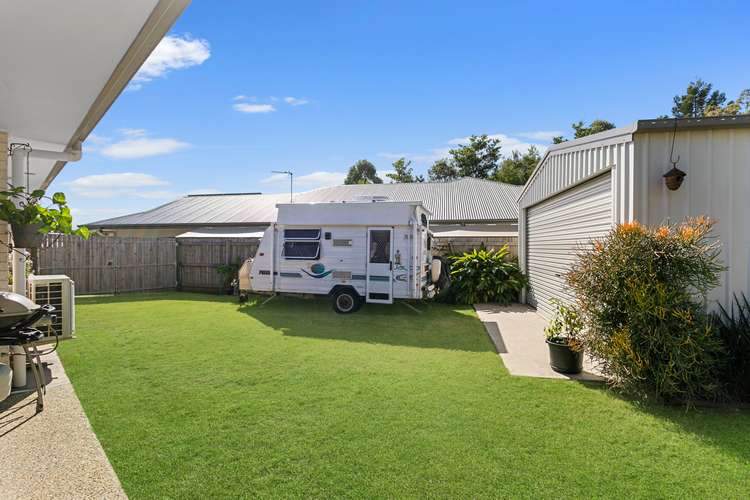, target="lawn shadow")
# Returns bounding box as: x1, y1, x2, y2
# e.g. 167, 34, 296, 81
238, 294, 496, 353
572, 379, 750, 463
